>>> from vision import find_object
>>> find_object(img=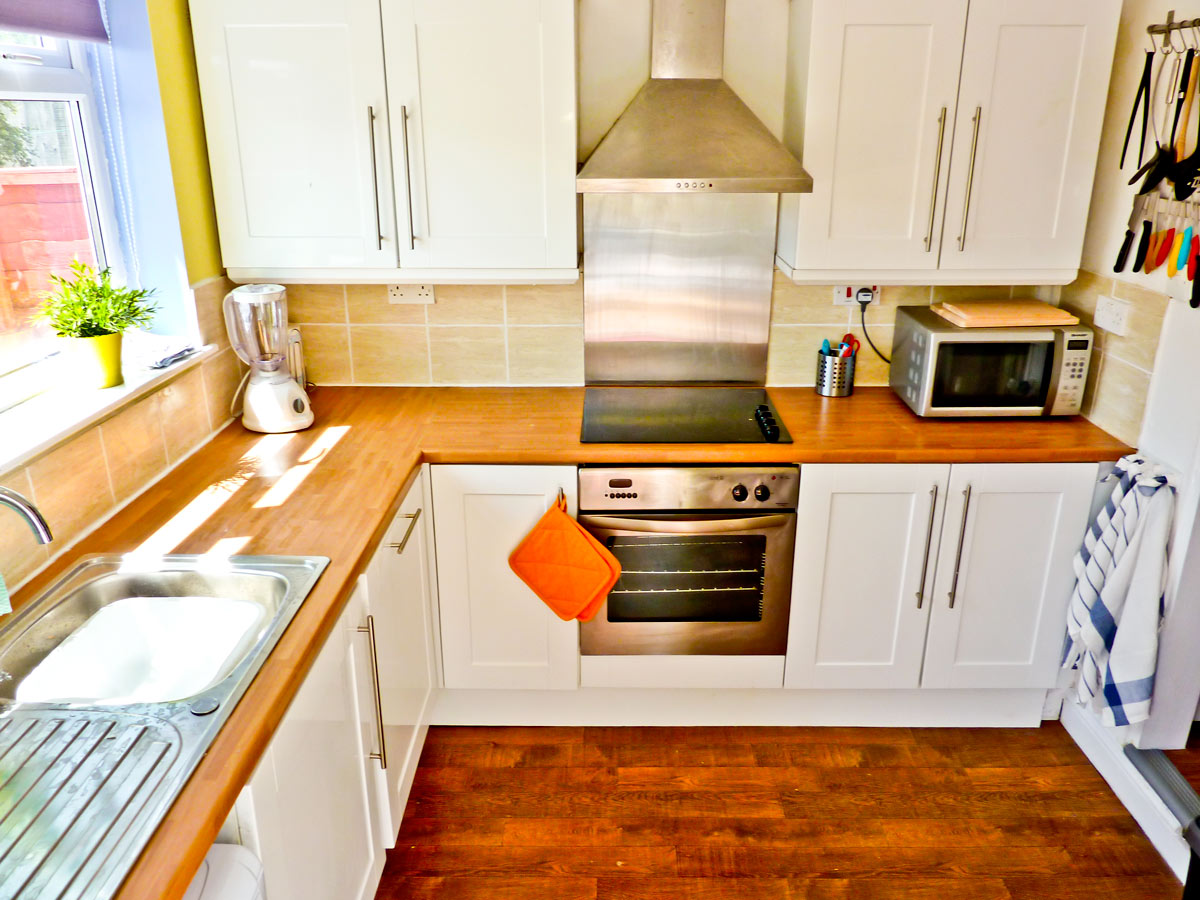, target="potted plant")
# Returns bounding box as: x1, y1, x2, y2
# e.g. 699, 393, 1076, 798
36, 261, 157, 389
